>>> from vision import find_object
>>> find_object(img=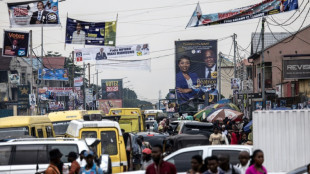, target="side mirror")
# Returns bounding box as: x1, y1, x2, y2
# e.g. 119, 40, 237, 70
100, 154, 112, 173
